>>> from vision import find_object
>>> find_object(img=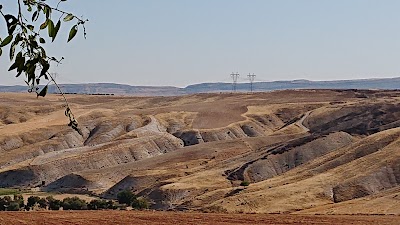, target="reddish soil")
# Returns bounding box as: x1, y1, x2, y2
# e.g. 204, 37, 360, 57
0, 211, 398, 225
